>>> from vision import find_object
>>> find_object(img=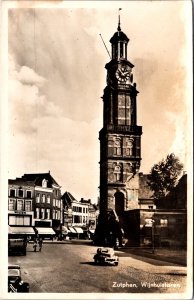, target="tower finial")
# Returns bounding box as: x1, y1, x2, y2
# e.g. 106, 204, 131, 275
118, 8, 122, 31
